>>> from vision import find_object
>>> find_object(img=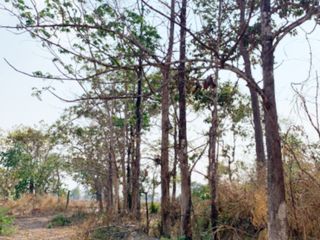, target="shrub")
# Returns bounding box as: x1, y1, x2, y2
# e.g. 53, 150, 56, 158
47, 214, 71, 228
150, 202, 159, 214
0, 207, 15, 235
